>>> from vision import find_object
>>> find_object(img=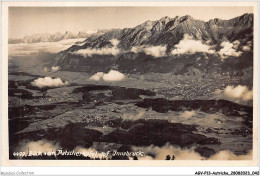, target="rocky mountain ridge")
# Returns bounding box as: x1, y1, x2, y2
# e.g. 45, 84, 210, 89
51, 13, 254, 75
